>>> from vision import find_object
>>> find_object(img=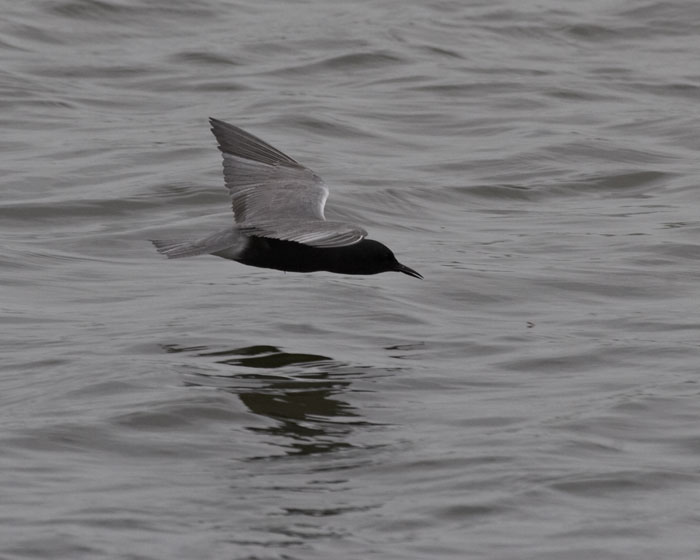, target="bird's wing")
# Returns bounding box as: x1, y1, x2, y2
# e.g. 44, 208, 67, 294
209, 118, 364, 248
240, 219, 367, 248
